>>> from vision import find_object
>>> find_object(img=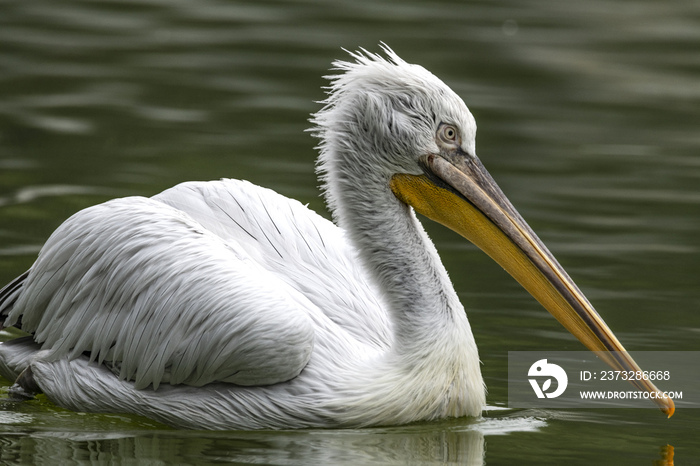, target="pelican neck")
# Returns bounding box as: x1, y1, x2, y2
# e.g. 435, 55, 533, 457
327, 167, 468, 355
